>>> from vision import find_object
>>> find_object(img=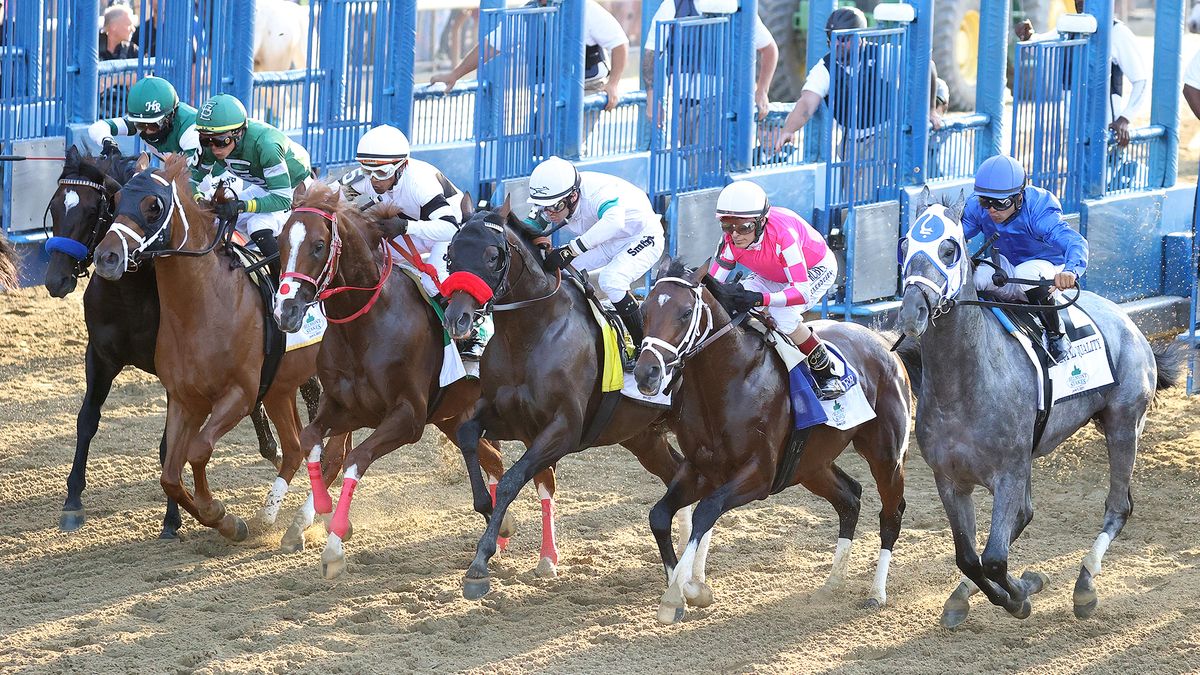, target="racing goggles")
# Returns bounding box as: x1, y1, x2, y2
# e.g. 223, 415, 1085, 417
720, 219, 759, 235
133, 120, 165, 135
977, 194, 1018, 211
538, 196, 573, 215
199, 133, 236, 149
360, 160, 406, 181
